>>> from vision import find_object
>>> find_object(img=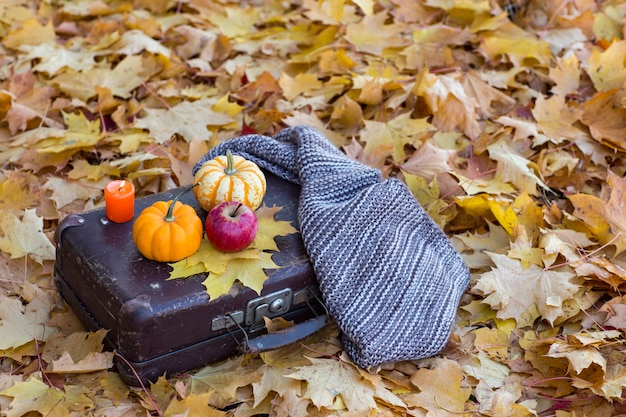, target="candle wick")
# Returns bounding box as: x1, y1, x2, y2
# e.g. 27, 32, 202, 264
119, 180, 125, 191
